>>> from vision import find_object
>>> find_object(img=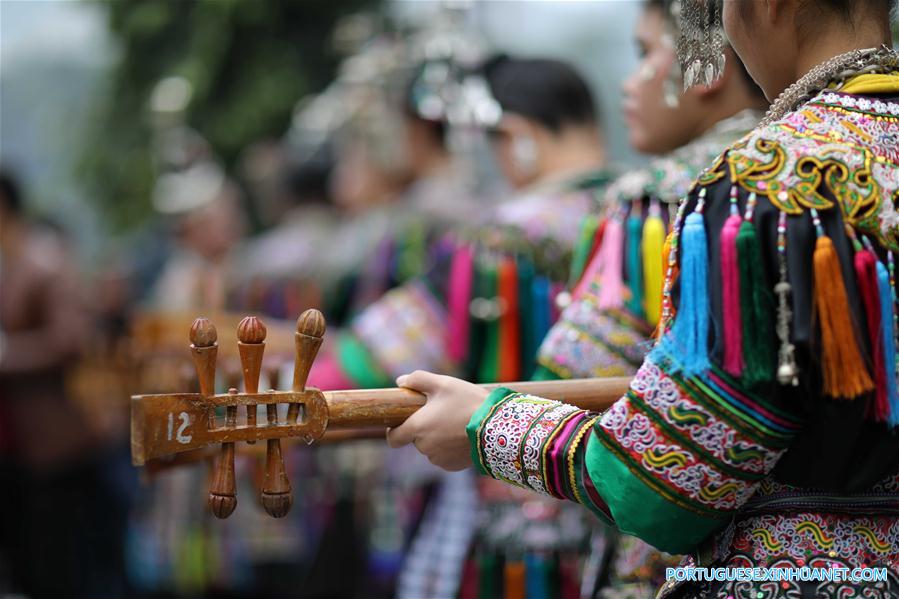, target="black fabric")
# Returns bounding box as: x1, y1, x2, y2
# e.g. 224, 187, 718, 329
684, 156, 899, 493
